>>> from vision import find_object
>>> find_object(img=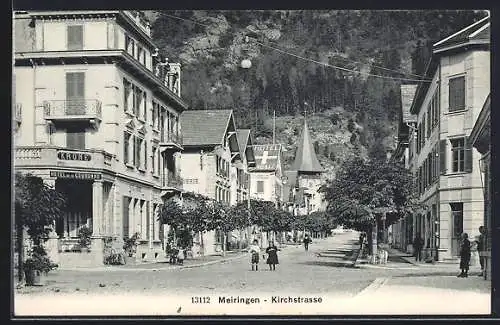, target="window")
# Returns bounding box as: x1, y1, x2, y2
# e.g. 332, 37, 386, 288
142, 92, 147, 122
135, 137, 143, 169
152, 146, 158, 174
66, 72, 85, 114
449, 76, 465, 112
427, 106, 431, 137
257, 181, 264, 193
125, 35, 135, 57
124, 132, 132, 164
67, 25, 83, 50
450, 138, 465, 172
123, 78, 131, 112
152, 102, 159, 129
137, 46, 143, 61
